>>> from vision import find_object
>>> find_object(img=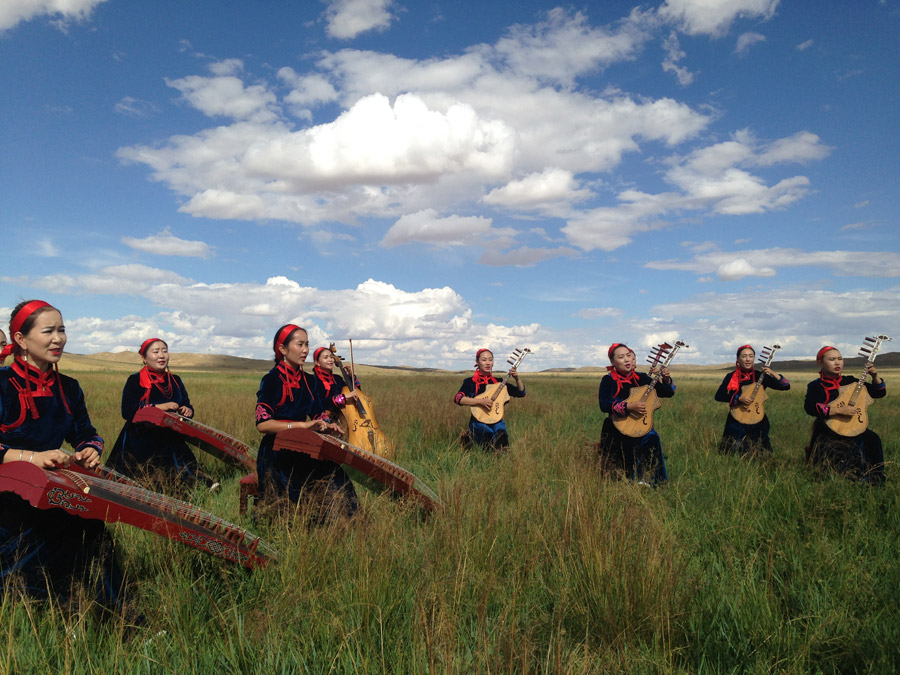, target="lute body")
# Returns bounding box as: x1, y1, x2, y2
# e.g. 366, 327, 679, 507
612, 341, 686, 438
823, 335, 891, 438
470, 348, 531, 425
729, 344, 781, 426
